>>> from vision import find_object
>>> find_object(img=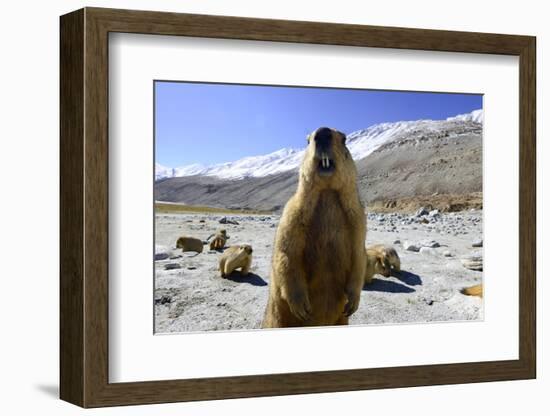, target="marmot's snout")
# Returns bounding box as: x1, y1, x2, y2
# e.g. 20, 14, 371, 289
380, 261, 392, 277
312, 127, 336, 176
